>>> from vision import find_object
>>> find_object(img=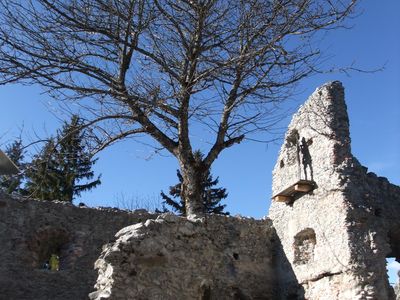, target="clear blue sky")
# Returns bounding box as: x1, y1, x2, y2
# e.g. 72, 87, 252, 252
1, 0, 399, 278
